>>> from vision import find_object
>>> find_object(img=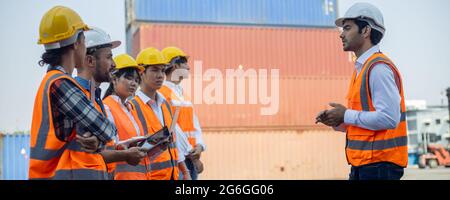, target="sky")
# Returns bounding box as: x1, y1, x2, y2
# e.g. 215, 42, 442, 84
0, 0, 449, 132
0, 0, 126, 132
